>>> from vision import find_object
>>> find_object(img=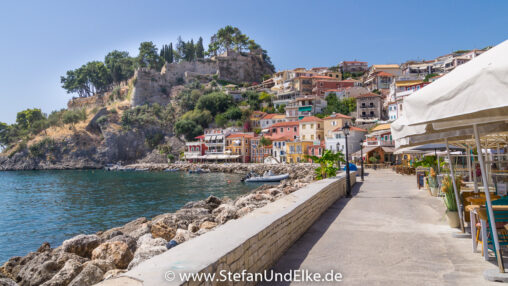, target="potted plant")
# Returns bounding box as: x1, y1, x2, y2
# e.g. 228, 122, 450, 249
442, 175, 460, 228
428, 167, 439, 196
